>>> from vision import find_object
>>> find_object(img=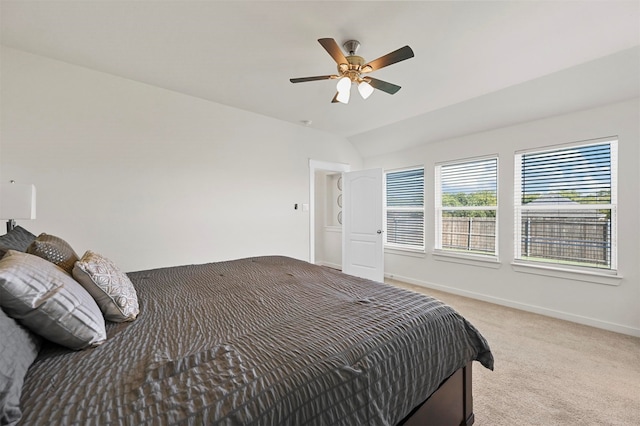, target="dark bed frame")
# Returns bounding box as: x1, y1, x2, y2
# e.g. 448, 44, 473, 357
400, 362, 474, 426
